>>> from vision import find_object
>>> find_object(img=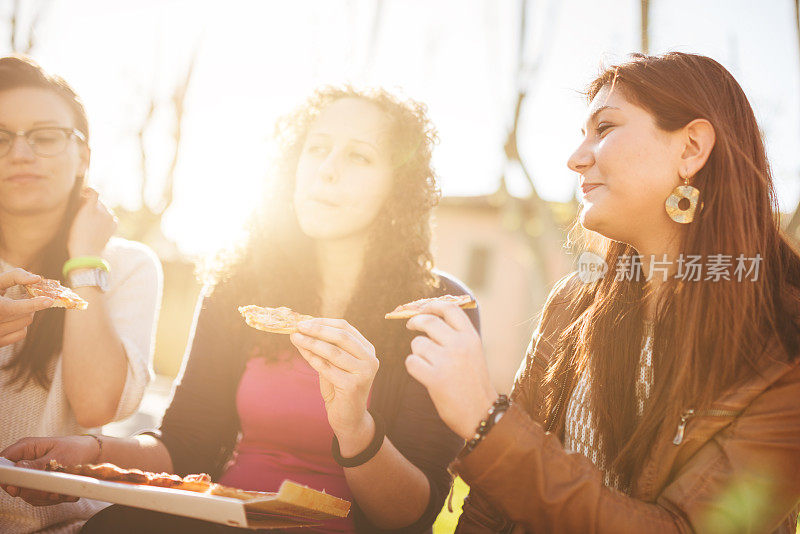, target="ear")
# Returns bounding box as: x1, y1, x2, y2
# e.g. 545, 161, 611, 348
680, 118, 715, 178
77, 144, 91, 177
